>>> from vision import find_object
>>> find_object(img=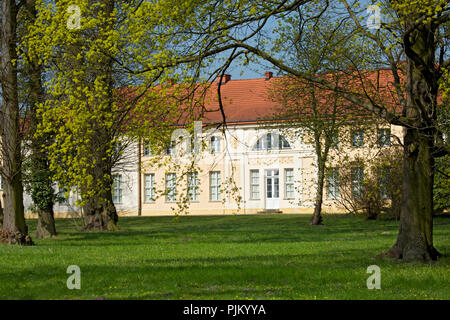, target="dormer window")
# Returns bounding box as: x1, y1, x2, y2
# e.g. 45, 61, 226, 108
210, 136, 221, 153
